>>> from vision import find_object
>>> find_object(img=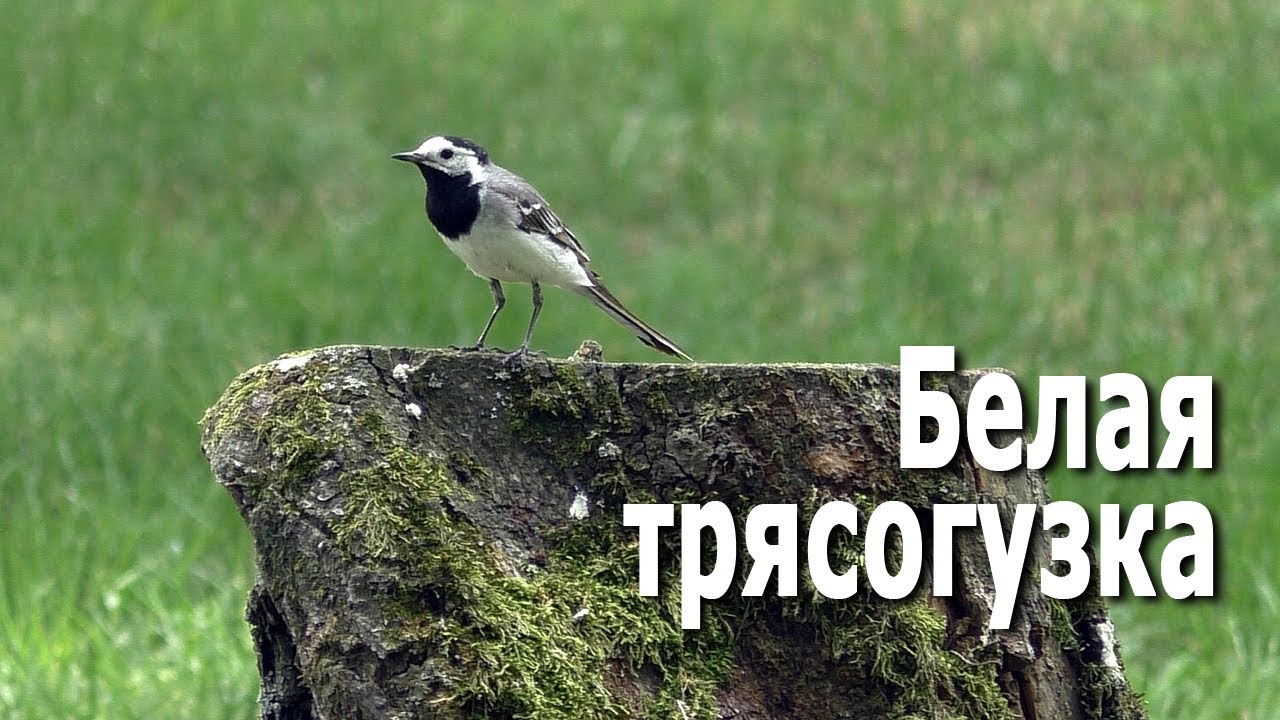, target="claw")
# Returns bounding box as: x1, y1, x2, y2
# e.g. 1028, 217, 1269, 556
502, 344, 545, 365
